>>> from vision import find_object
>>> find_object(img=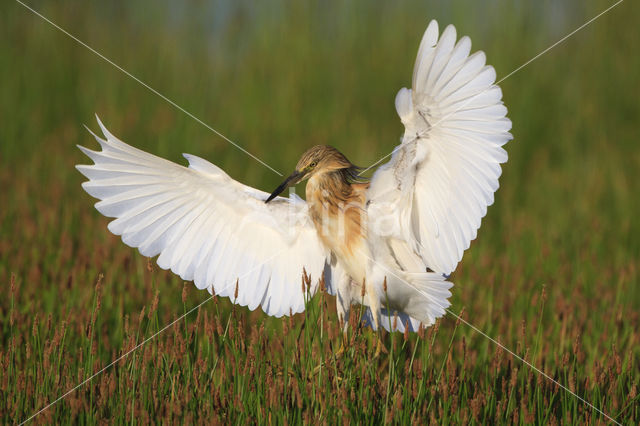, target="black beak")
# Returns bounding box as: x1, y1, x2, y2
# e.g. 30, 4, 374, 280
265, 170, 303, 203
